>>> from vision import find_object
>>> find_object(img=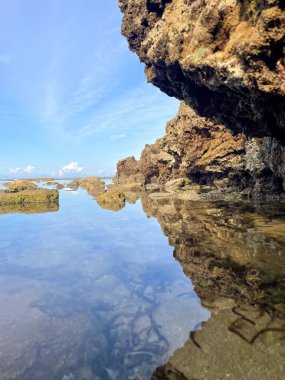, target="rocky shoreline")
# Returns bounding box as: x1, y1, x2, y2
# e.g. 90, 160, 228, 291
0, 180, 59, 207
115, 0, 285, 201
